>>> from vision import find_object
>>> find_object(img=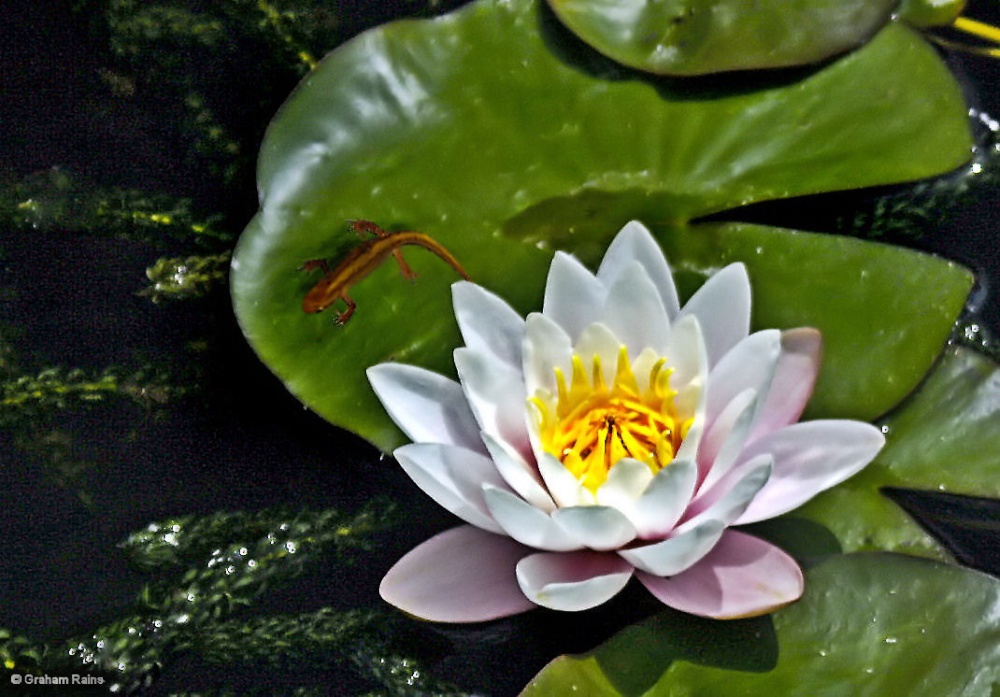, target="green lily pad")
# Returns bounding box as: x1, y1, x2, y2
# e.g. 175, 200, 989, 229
897, 0, 966, 29
793, 346, 1000, 561
522, 553, 1000, 696
651, 222, 973, 422
545, 0, 896, 75
231, 0, 972, 451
